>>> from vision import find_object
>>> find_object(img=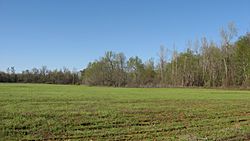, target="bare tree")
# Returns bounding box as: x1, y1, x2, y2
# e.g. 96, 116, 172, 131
171, 43, 178, 86
220, 22, 237, 86
158, 45, 167, 84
